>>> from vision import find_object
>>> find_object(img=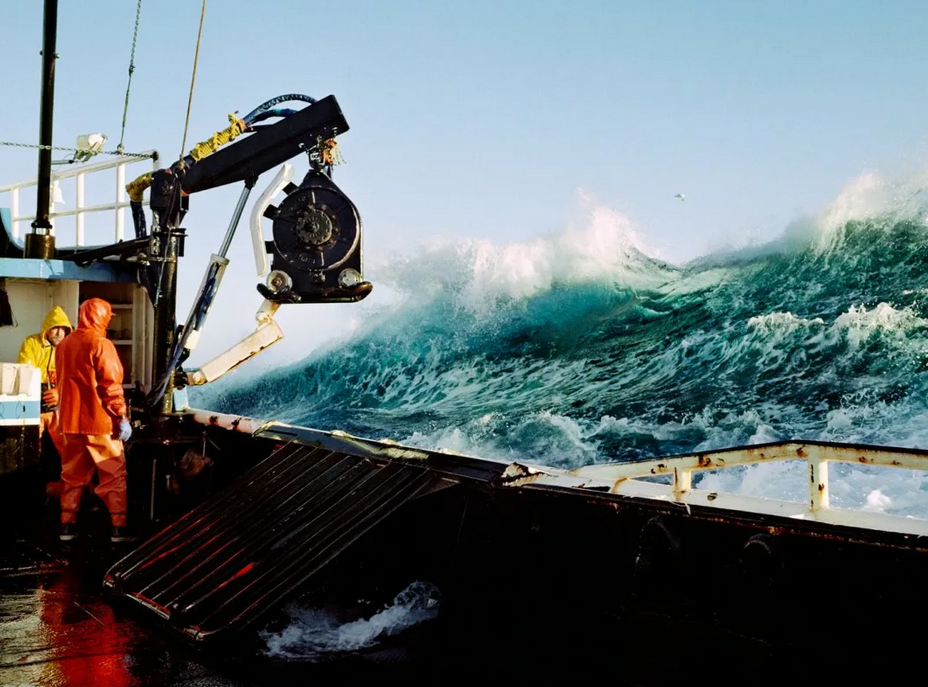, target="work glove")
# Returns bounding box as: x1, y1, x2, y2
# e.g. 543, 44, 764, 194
114, 419, 132, 442
42, 387, 58, 406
